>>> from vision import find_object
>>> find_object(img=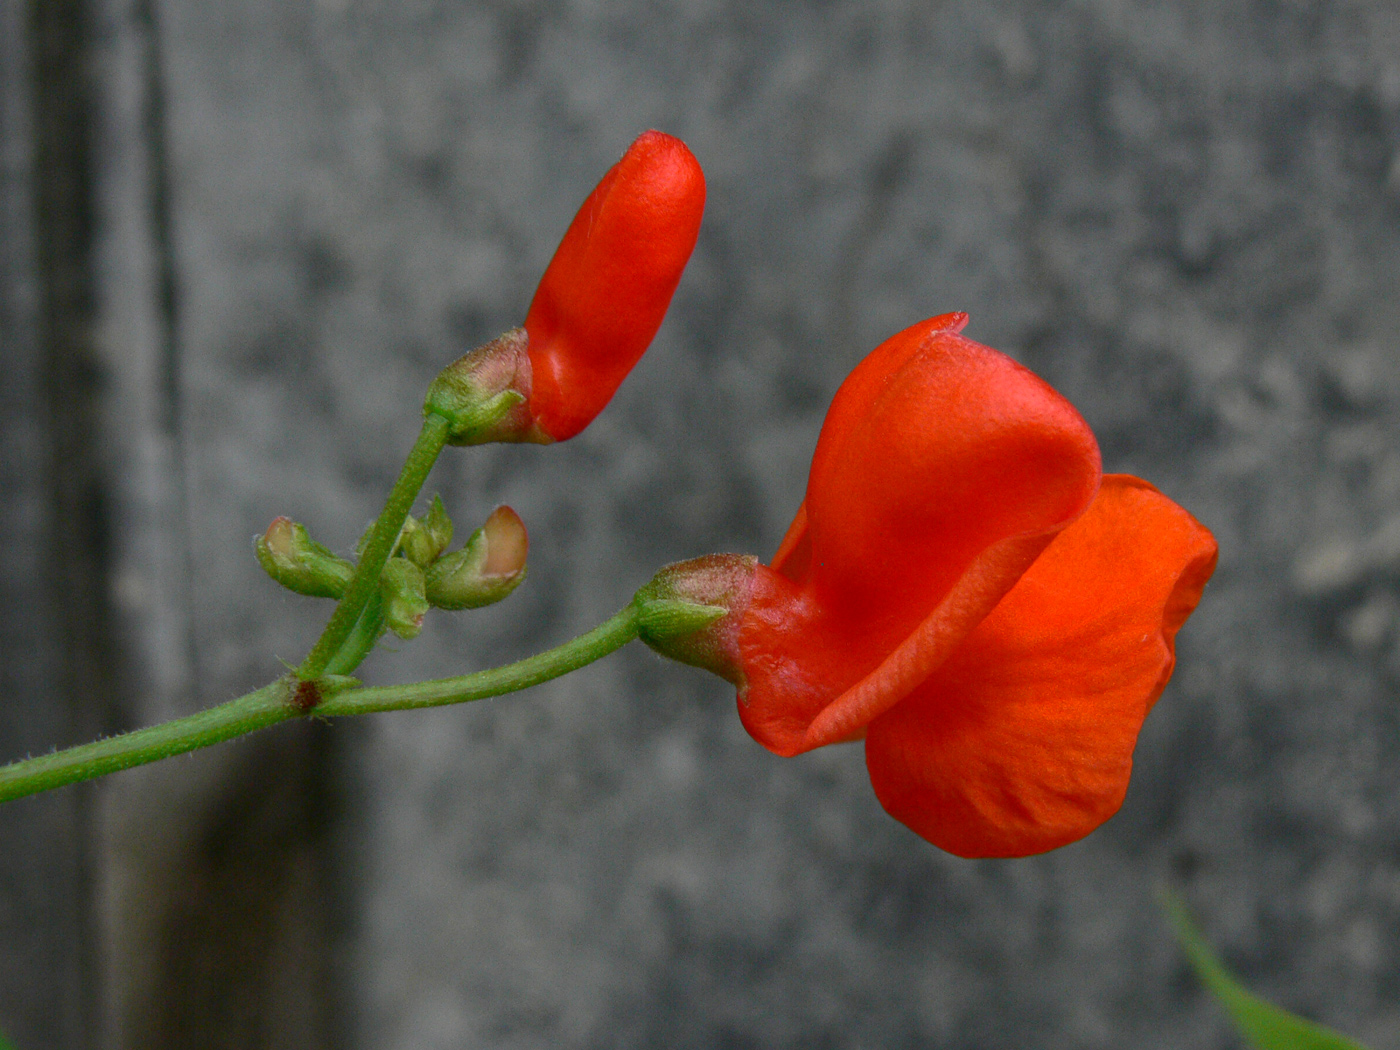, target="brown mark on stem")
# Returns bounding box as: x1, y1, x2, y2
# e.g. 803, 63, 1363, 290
291, 678, 321, 713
